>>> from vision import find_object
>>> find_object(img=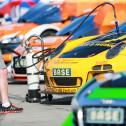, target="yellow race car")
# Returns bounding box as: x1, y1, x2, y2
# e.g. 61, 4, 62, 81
43, 32, 126, 99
